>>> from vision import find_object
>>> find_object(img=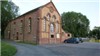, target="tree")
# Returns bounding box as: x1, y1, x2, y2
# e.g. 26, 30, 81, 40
89, 26, 100, 39
1, 0, 19, 38
61, 11, 90, 37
